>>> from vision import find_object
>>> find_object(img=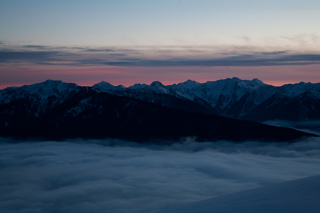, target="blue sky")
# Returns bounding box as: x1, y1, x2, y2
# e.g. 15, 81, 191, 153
2, 0, 319, 47
1, 0, 320, 88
